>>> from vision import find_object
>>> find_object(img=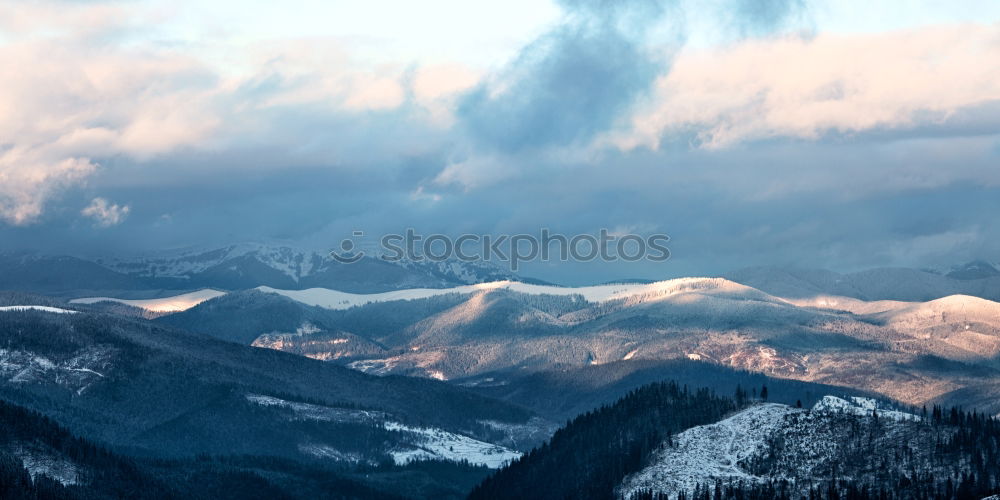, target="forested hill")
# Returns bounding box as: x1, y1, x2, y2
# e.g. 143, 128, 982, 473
469, 382, 740, 500
0, 397, 481, 499
0, 398, 367, 500
469, 382, 1000, 500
